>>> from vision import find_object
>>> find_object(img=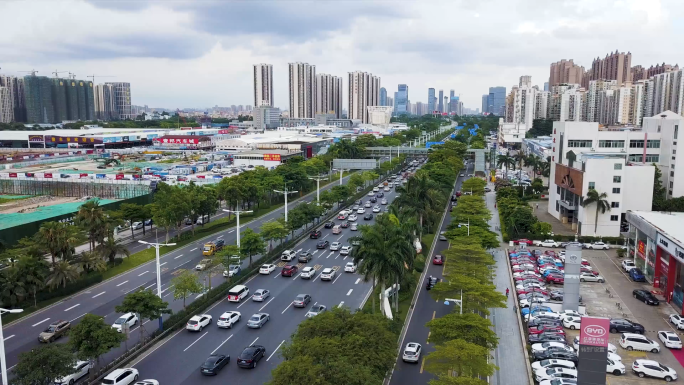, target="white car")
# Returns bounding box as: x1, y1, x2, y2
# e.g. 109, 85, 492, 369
368, 191, 375, 196
54, 361, 90, 385
195, 259, 211, 270
535, 367, 577, 382
562, 316, 581, 330
622, 259, 637, 272
216, 311, 241, 329
632, 359, 678, 381
340, 246, 352, 255
619, 332, 660, 352
225, 264, 240, 277
259, 264, 276, 274
186, 314, 212, 331
579, 272, 604, 283
345, 262, 357, 272
357, 208, 365, 214
558, 310, 581, 322
281, 249, 299, 261
351, 223, 358, 231
531, 359, 576, 372
539, 240, 560, 248
658, 331, 683, 349
516, 283, 546, 291
364, 201, 372, 208
330, 242, 341, 251
348, 214, 358, 222
373, 187, 379, 192
381, 199, 388, 205
525, 311, 561, 322
531, 342, 573, 354
101, 368, 139, 385
306, 304, 327, 317
112, 312, 138, 333
252, 289, 270, 302
586, 241, 610, 250
300, 266, 316, 279
402, 342, 422, 363
131, 221, 143, 230
670, 314, 684, 330
372, 206, 381, 213
320, 268, 335, 281
607, 358, 626, 376
383, 186, 390, 192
